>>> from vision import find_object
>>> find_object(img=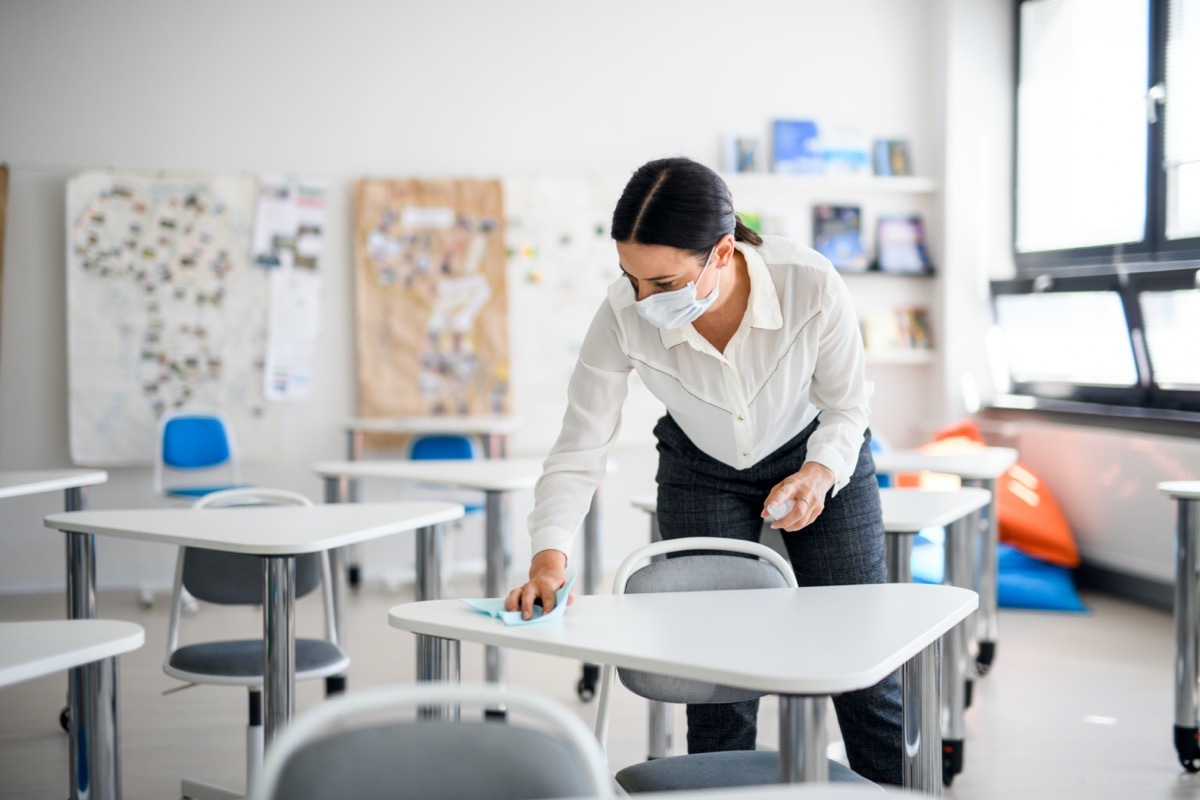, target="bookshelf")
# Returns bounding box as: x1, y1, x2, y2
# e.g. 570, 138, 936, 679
723, 172, 942, 446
